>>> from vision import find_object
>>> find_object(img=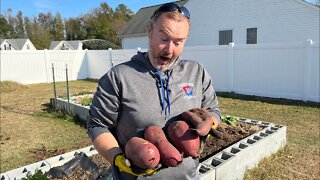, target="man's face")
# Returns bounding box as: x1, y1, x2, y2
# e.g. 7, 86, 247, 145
148, 14, 189, 71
